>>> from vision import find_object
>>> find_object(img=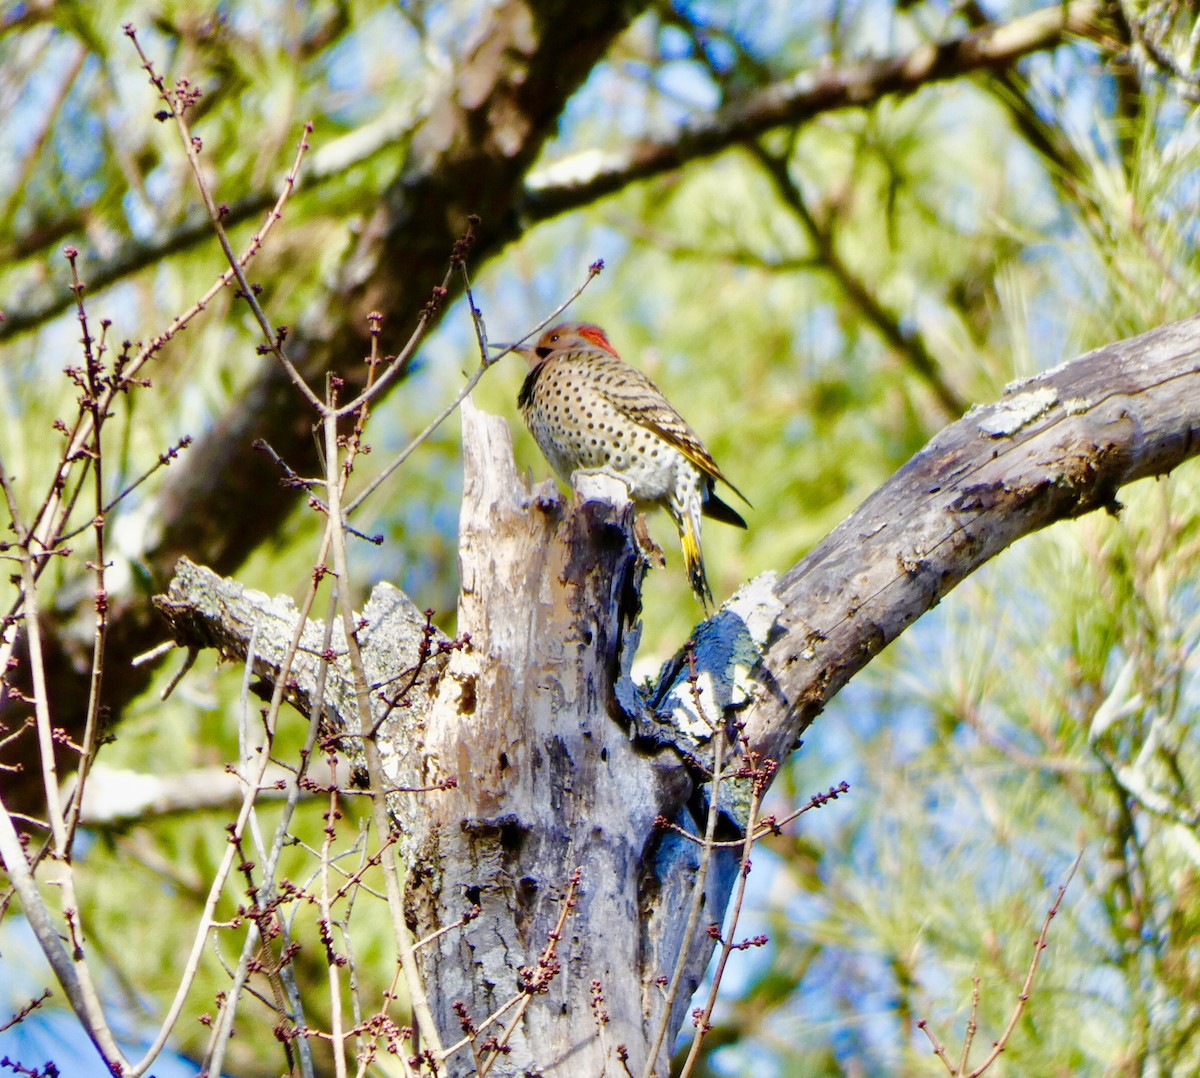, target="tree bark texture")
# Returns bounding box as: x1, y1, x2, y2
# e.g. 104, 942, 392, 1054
153, 314, 1200, 1074
745, 312, 1200, 768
